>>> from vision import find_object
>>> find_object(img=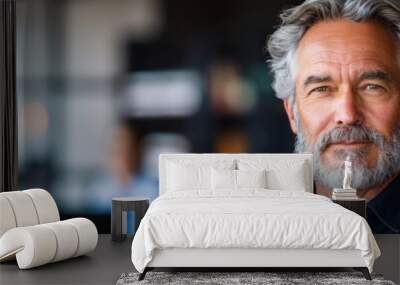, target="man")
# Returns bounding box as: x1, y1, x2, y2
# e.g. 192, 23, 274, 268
267, 0, 400, 233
